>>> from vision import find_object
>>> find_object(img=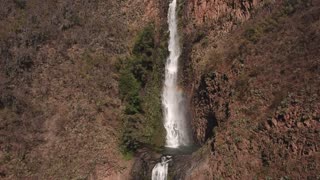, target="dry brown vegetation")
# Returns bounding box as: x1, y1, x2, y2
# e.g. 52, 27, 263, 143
0, 0, 160, 179
181, 0, 320, 179
1, 0, 319, 179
